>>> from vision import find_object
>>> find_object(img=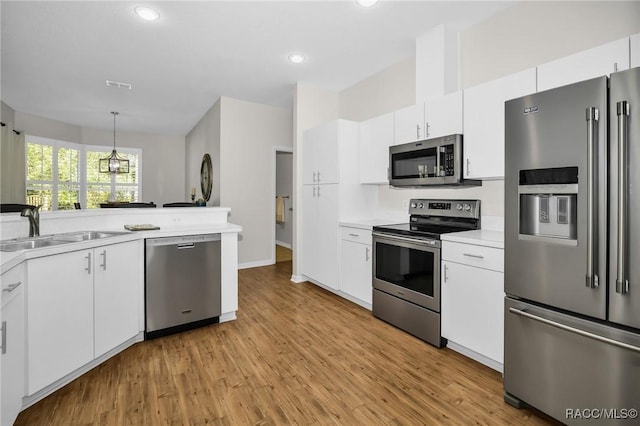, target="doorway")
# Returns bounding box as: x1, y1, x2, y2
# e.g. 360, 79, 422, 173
274, 149, 293, 263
